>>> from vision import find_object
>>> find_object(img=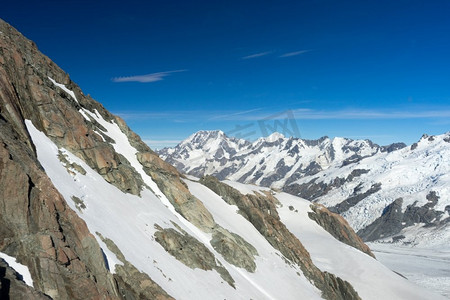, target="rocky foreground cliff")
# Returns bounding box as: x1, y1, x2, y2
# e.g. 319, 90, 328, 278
0, 18, 445, 300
